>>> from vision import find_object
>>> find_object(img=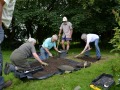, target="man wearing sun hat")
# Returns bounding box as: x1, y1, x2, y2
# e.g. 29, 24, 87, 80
58, 16, 73, 52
